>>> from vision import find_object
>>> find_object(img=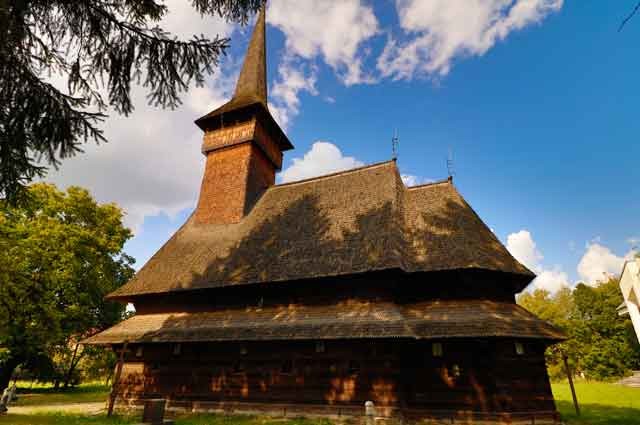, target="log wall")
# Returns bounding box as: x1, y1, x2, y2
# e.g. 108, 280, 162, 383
113, 338, 557, 419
